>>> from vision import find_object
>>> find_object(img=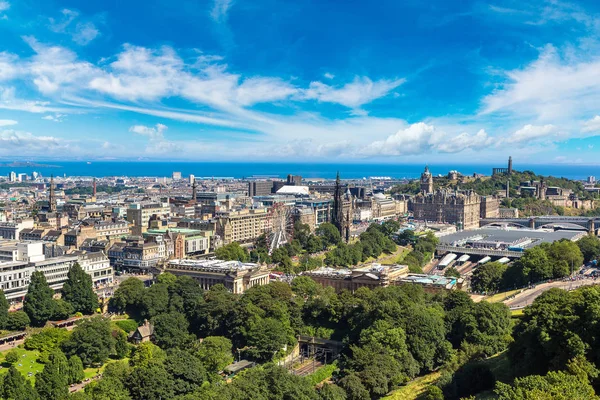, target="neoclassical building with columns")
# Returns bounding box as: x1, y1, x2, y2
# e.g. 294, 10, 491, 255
164, 259, 270, 294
